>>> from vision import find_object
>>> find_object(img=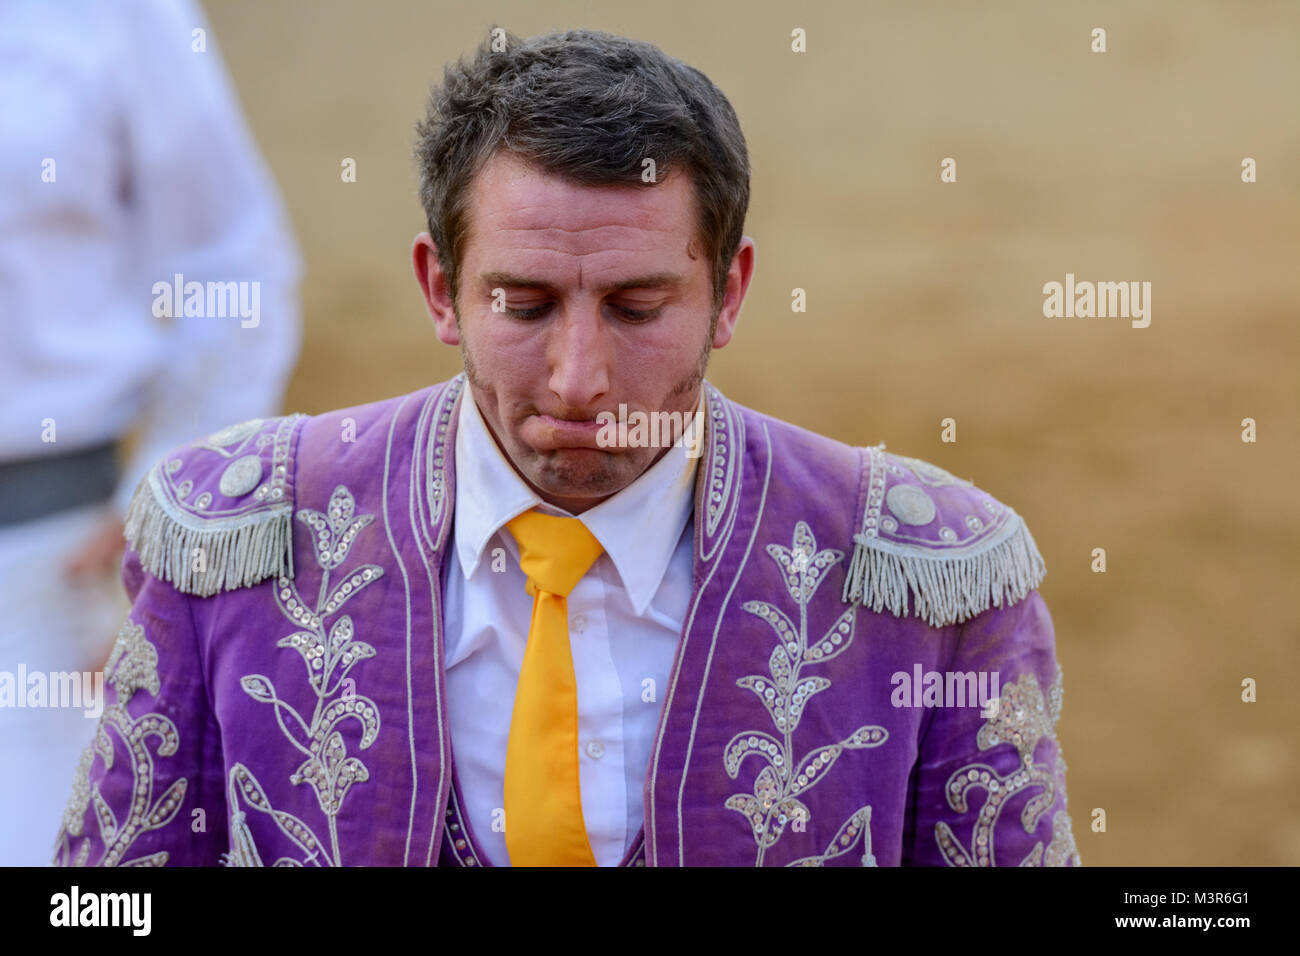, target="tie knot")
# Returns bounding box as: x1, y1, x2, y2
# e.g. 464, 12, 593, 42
505, 510, 605, 598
